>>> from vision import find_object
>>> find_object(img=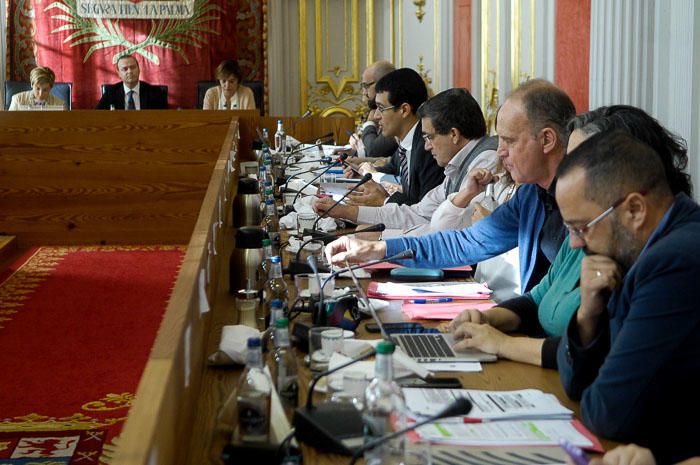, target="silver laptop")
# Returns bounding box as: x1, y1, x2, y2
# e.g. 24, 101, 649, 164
346, 263, 497, 363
